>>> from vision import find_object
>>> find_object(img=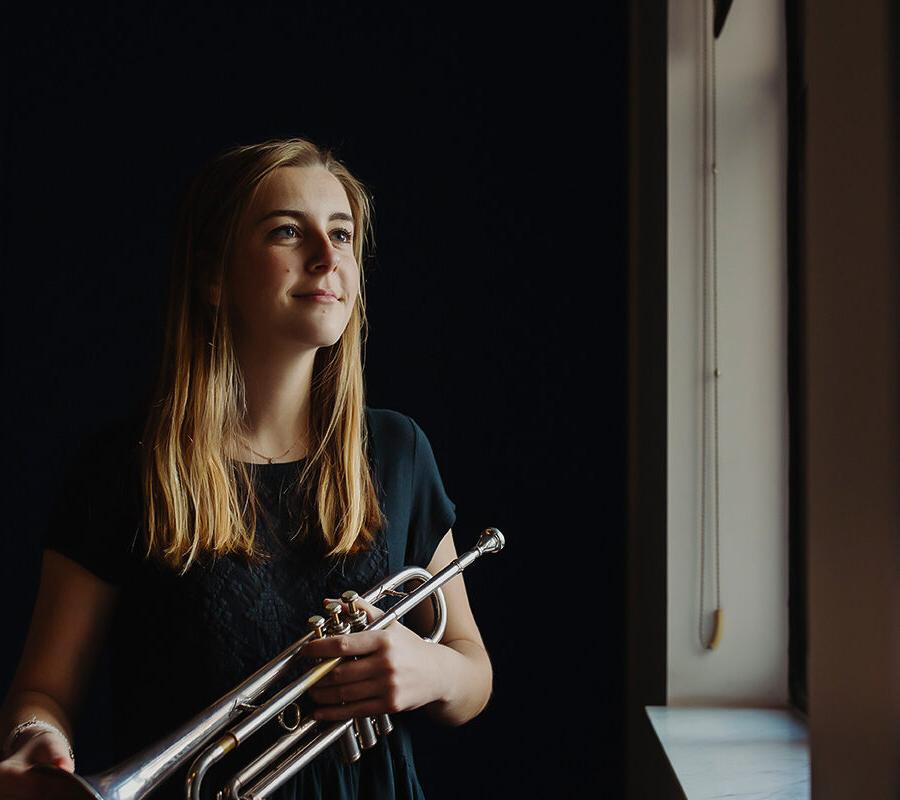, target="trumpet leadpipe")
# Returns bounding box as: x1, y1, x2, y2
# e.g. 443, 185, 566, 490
360, 527, 504, 637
